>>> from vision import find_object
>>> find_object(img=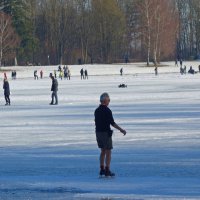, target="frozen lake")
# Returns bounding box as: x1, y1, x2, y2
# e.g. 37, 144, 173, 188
0, 62, 200, 199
